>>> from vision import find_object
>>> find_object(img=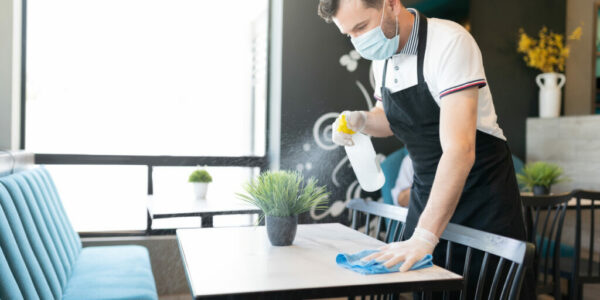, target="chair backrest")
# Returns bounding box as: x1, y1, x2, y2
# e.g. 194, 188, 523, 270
571, 190, 600, 282
347, 198, 408, 243
520, 192, 572, 297
347, 198, 534, 300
